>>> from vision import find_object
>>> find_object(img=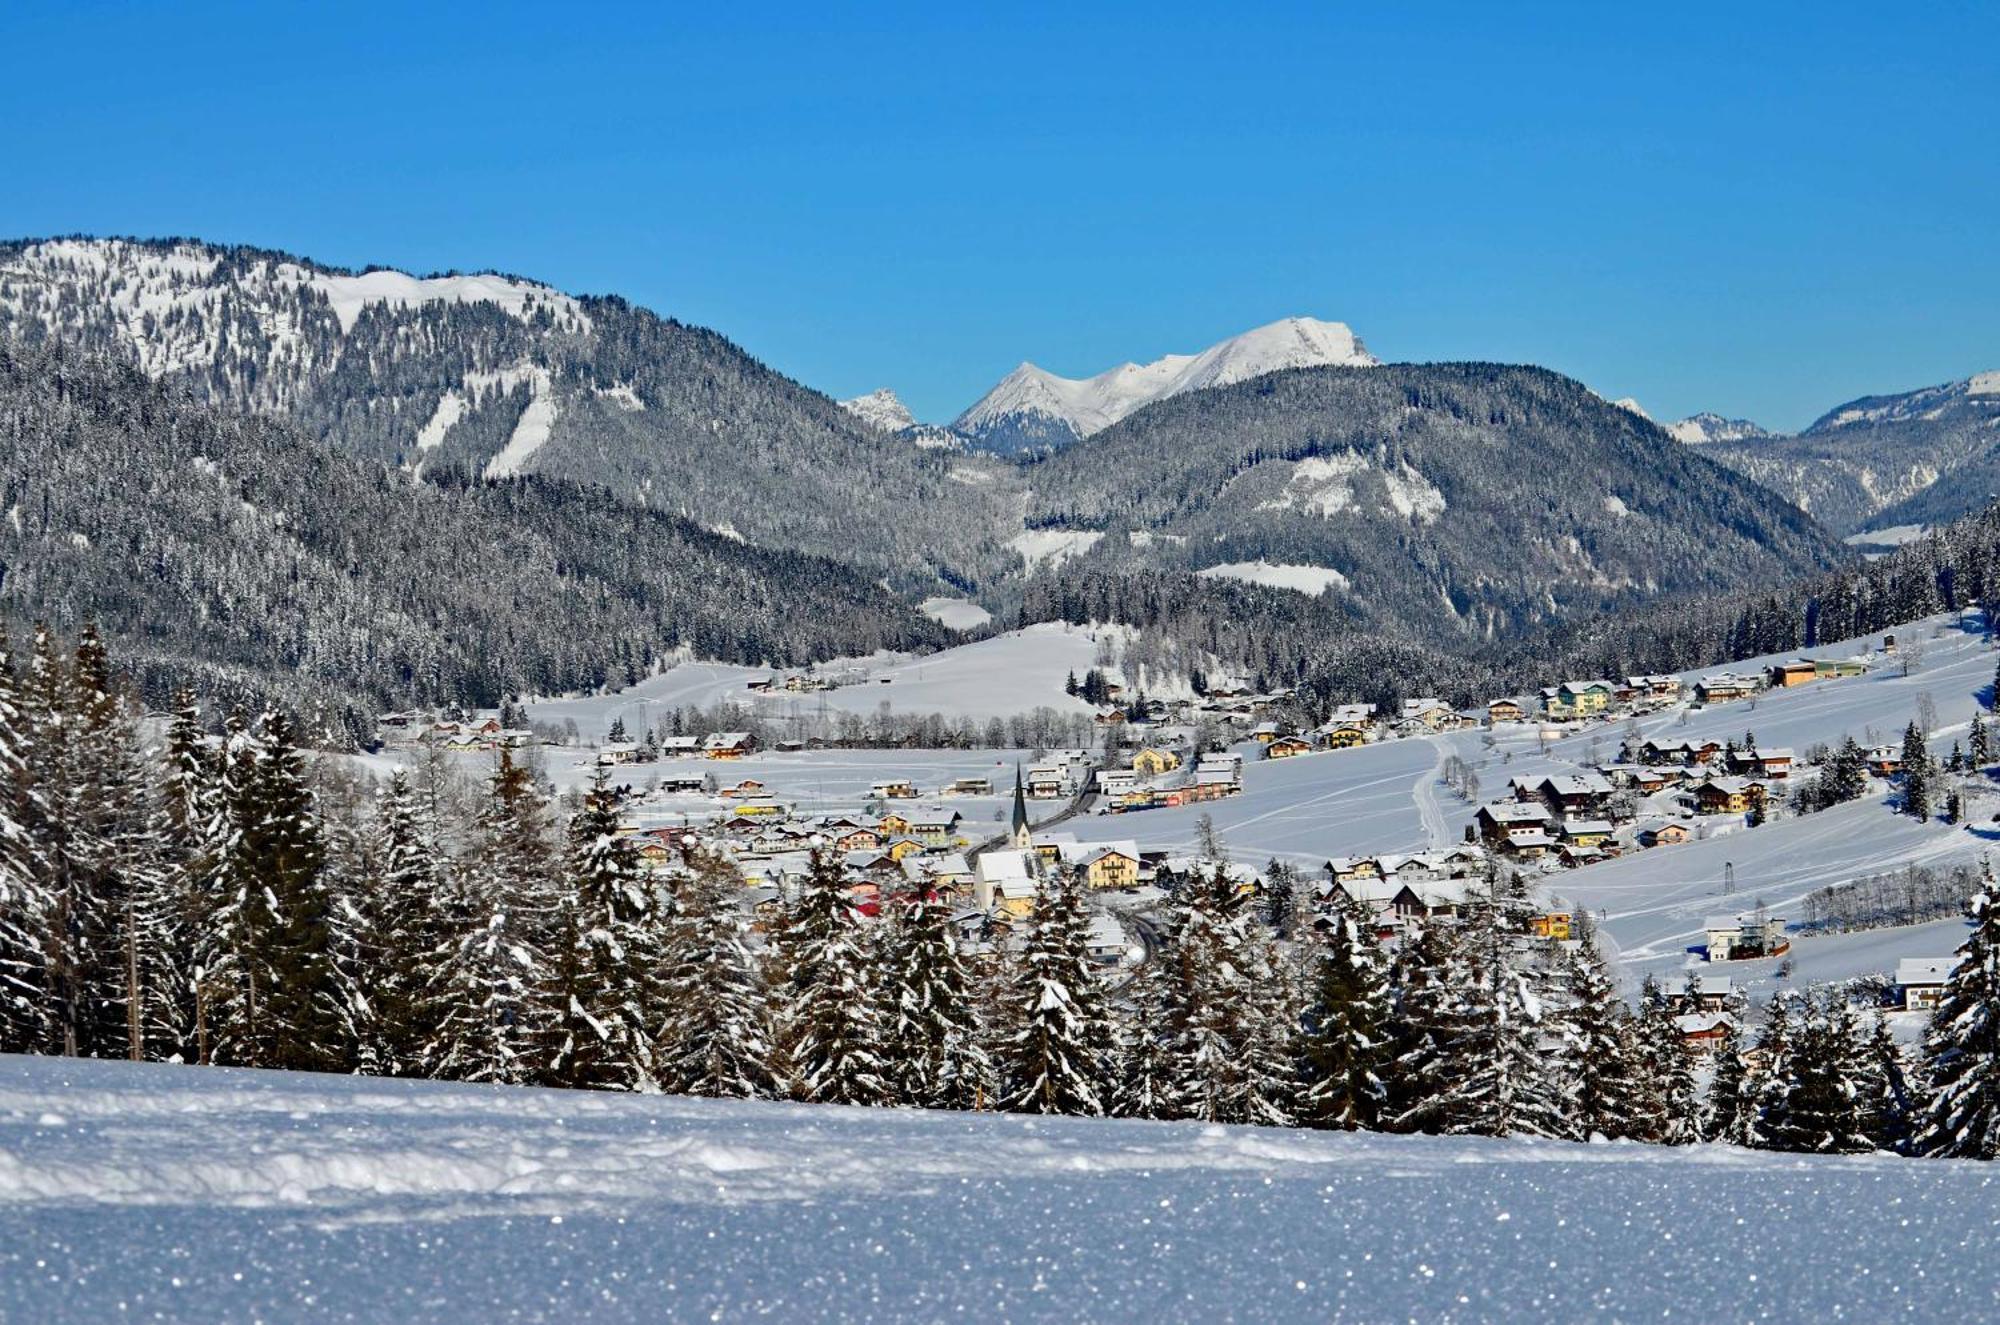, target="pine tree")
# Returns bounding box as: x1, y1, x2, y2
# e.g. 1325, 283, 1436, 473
148, 693, 221, 1062
995, 866, 1108, 1116
1561, 924, 1643, 1140
347, 771, 444, 1075
1765, 994, 1872, 1154
421, 750, 554, 1085
877, 890, 990, 1110
1826, 736, 1869, 806
1110, 960, 1175, 1120
775, 844, 886, 1106
1901, 721, 1933, 820
654, 843, 774, 1099
1915, 858, 2000, 1158
21, 623, 89, 1057
1974, 713, 1994, 769
1748, 995, 1797, 1150
1382, 920, 1468, 1134
1434, 872, 1567, 1138
0, 633, 47, 1054
1856, 1011, 1913, 1153
1158, 863, 1293, 1126
208, 710, 347, 1073
1630, 988, 1700, 1145
1296, 887, 1390, 1130
537, 769, 660, 1090
1702, 1018, 1756, 1144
